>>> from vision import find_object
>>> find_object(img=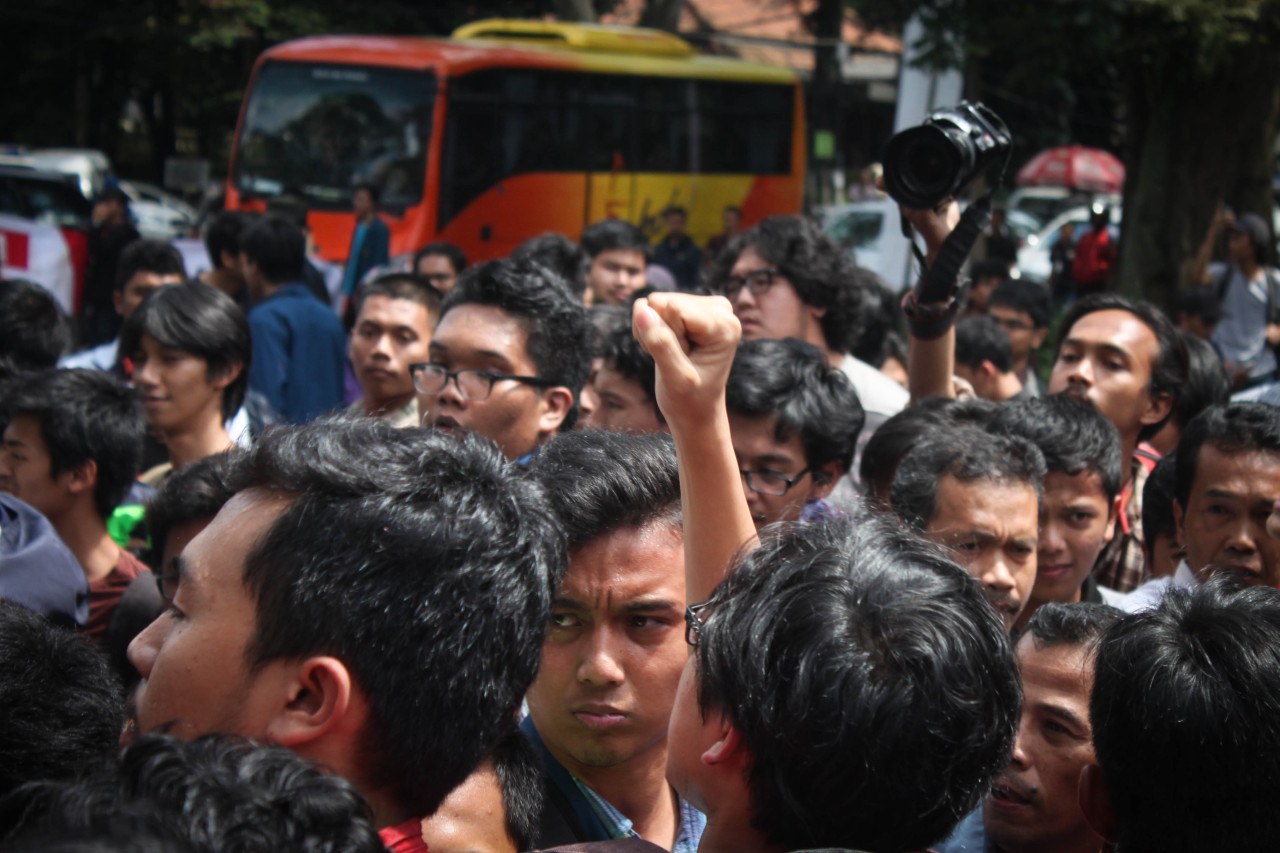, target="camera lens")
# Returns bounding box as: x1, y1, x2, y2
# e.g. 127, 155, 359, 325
904, 137, 953, 193
882, 125, 963, 208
